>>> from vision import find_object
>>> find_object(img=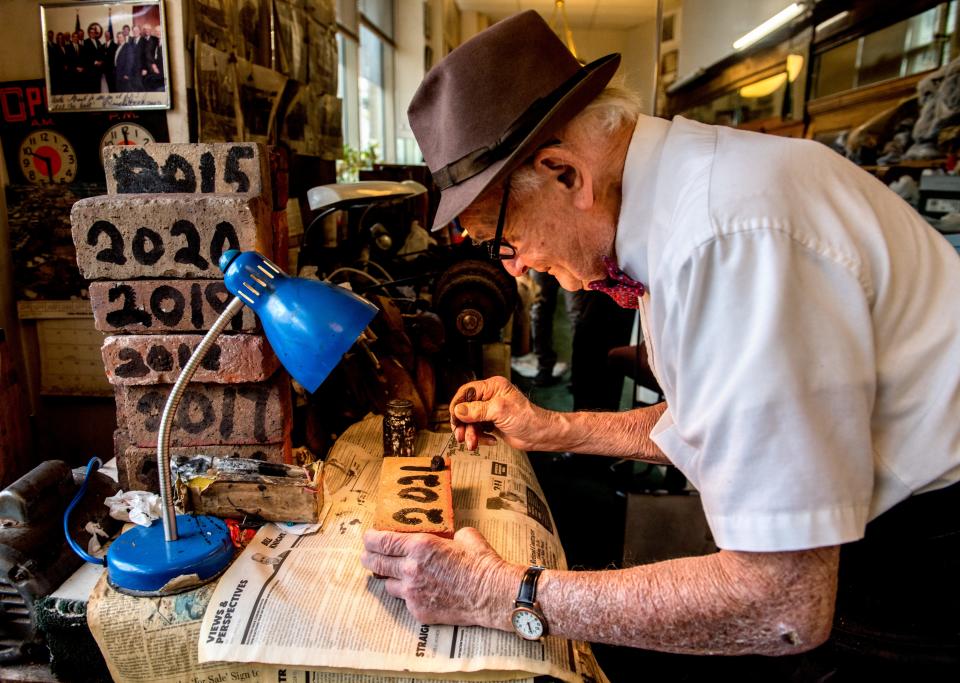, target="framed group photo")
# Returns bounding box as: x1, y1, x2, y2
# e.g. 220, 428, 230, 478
41, 0, 171, 111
